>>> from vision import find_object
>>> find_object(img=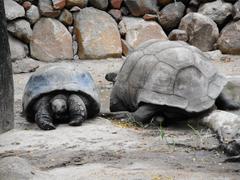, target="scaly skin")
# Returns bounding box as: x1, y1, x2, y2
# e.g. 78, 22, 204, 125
68, 94, 87, 126
34, 96, 56, 130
